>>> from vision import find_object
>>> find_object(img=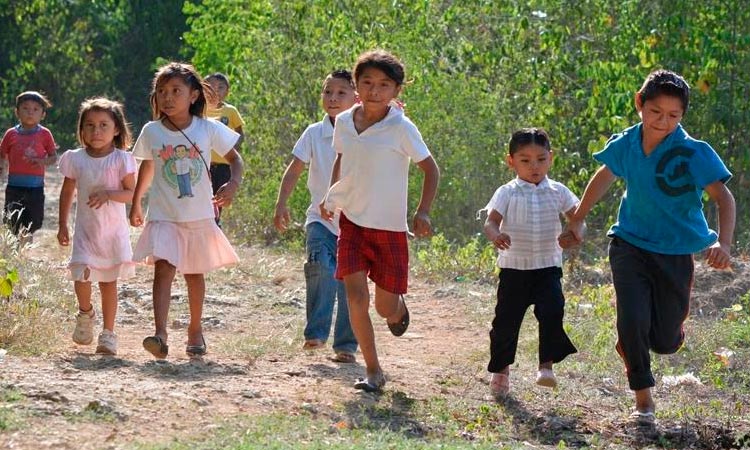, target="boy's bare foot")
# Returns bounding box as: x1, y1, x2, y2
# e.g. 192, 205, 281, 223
490, 371, 510, 398
536, 368, 557, 388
